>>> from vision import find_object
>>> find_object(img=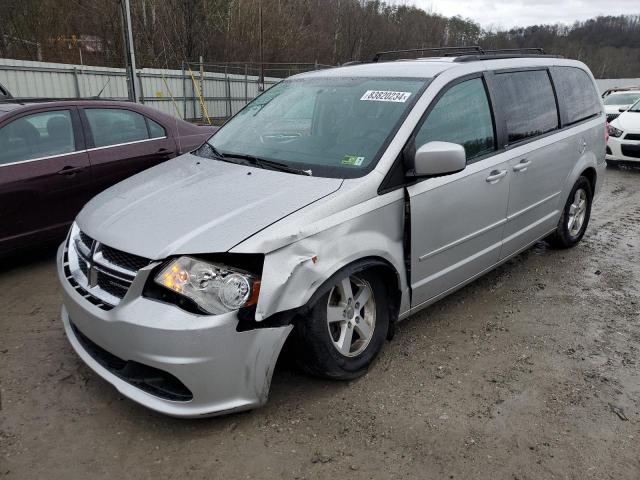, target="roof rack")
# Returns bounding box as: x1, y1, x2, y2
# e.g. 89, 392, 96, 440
371, 46, 485, 63
370, 46, 561, 63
